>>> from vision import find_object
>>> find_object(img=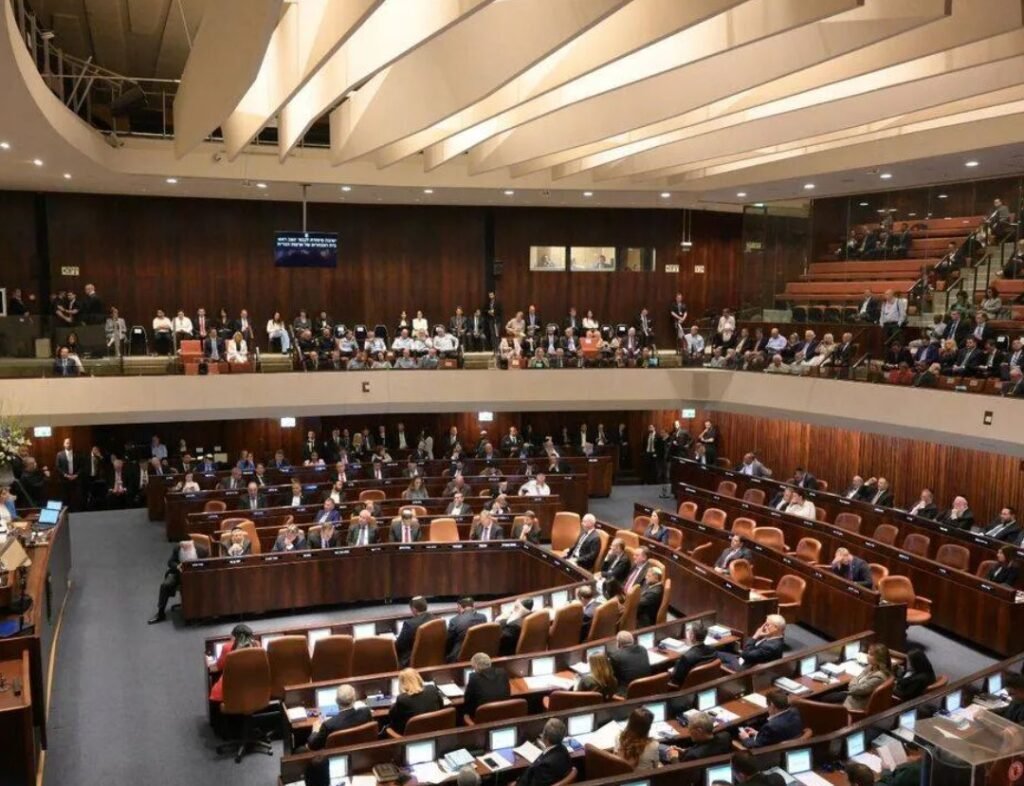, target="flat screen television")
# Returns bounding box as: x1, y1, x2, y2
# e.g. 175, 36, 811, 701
274, 232, 338, 268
